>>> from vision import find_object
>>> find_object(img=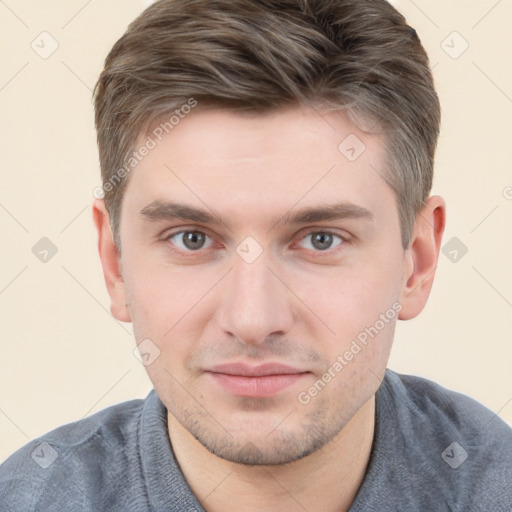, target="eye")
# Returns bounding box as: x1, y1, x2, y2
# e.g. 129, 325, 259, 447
165, 230, 213, 252
297, 231, 344, 252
